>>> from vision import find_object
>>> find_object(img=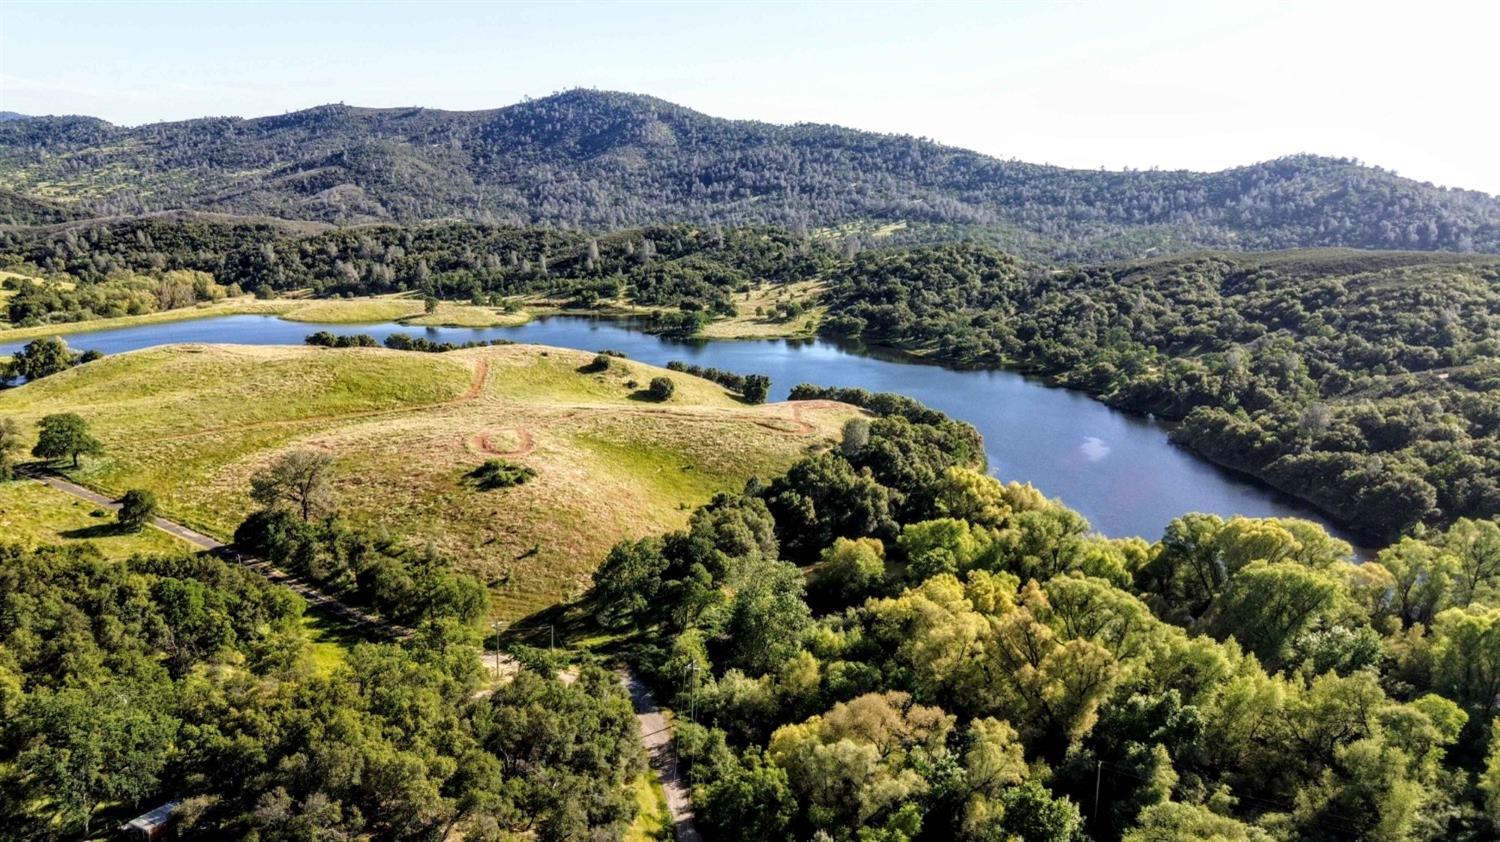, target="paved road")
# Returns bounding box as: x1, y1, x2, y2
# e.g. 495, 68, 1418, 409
27, 472, 408, 639
621, 668, 702, 842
